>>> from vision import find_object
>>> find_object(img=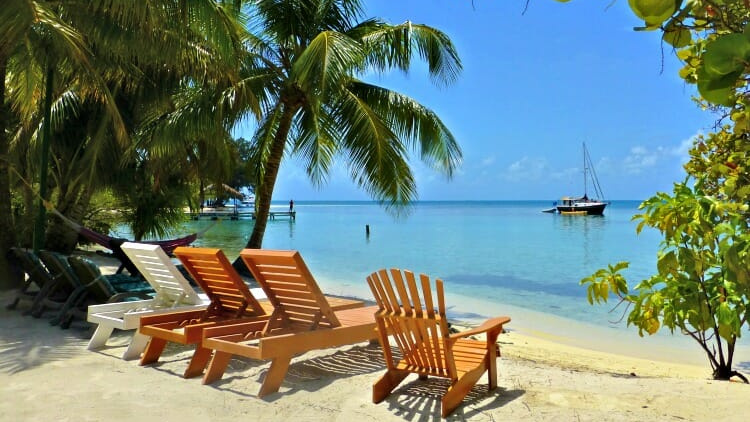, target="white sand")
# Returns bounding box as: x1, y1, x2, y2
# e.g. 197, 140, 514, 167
1, 252, 749, 421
